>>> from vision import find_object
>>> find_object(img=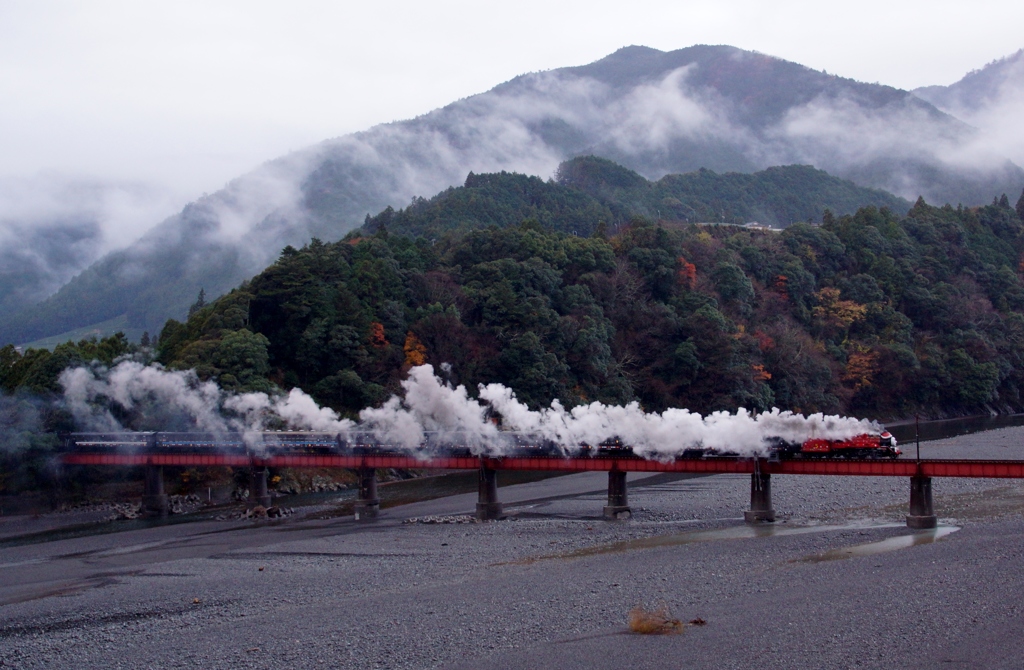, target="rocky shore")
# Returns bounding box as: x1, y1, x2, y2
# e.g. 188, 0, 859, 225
1, 430, 1023, 668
